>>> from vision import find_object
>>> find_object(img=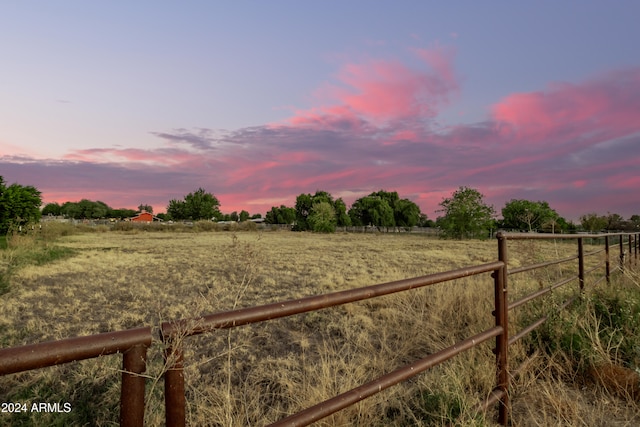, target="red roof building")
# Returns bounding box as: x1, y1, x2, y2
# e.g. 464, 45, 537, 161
130, 211, 158, 222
